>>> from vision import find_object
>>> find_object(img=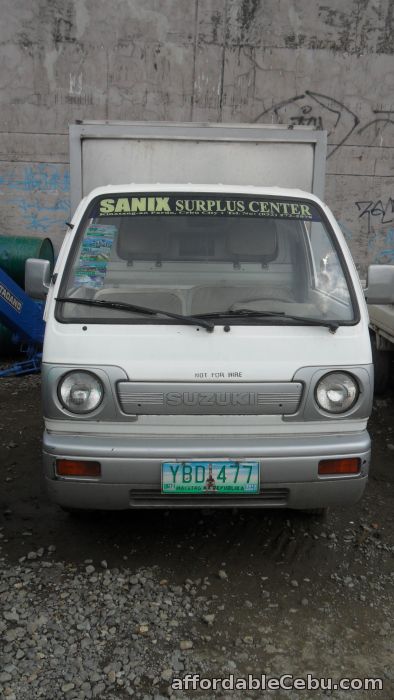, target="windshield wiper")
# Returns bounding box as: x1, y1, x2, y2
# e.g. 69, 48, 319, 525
55, 297, 215, 332
198, 308, 339, 333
